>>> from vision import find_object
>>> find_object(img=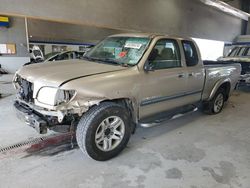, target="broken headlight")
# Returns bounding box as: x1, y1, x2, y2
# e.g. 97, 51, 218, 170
37, 87, 76, 106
